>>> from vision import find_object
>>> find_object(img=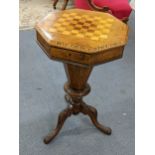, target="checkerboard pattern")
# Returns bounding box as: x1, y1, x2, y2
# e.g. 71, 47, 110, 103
48, 12, 114, 41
